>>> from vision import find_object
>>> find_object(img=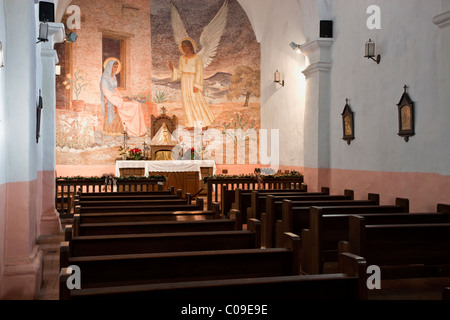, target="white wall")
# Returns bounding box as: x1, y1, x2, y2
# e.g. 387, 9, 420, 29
4, 0, 38, 184
239, 0, 308, 167
0, 0, 7, 185
329, 0, 443, 174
